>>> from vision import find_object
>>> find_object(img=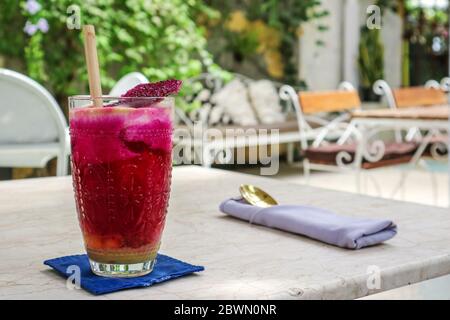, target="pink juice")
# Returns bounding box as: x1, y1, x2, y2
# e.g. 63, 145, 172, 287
69, 105, 172, 264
